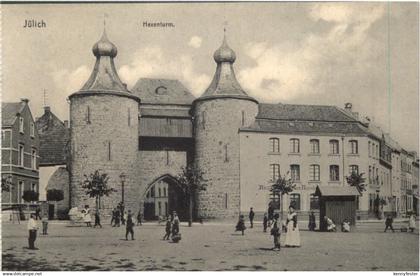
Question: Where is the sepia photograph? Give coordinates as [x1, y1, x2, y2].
[1, 1, 419, 273]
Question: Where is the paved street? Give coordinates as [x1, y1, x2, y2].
[2, 220, 419, 271]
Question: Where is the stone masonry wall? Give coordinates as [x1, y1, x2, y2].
[69, 94, 139, 213]
[194, 98, 258, 219]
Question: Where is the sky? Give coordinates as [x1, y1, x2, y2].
[1, 2, 419, 152]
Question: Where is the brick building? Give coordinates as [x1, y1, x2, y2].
[1, 99, 40, 207]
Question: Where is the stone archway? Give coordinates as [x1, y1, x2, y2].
[141, 174, 188, 221]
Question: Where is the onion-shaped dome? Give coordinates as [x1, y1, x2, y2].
[213, 35, 236, 63]
[92, 30, 118, 58]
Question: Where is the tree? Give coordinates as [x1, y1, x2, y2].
[270, 172, 296, 221]
[22, 190, 39, 203]
[47, 189, 64, 202]
[175, 164, 206, 227]
[346, 171, 366, 193]
[81, 170, 116, 211]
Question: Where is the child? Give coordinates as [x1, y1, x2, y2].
[137, 211, 142, 226]
[384, 215, 394, 232]
[235, 215, 246, 235]
[125, 210, 134, 240]
[271, 213, 281, 251]
[341, 219, 350, 232]
[41, 213, 48, 235]
[163, 217, 171, 240]
[408, 214, 416, 233]
[263, 213, 268, 232]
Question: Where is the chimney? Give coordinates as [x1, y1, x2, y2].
[44, 106, 51, 114]
[344, 102, 352, 112]
[21, 98, 29, 104]
[64, 120, 69, 128]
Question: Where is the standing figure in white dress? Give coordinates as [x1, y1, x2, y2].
[284, 206, 300, 247]
[83, 205, 92, 227]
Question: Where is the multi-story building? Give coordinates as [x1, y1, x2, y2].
[1, 99, 40, 207]
[413, 157, 419, 215]
[400, 149, 415, 215]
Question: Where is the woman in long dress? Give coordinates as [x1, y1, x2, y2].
[408, 214, 416, 232]
[284, 206, 300, 247]
[83, 205, 92, 227]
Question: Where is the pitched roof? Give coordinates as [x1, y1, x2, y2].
[131, 78, 195, 105]
[315, 185, 361, 197]
[257, 103, 356, 122]
[35, 108, 69, 165]
[241, 119, 368, 135]
[2, 102, 24, 126]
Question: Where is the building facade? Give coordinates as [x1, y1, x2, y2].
[1, 99, 40, 207]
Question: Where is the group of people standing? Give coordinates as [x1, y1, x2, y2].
[236, 205, 301, 251]
[162, 211, 181, 242]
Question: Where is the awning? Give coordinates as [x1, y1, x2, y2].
[315, 185, 361, 197]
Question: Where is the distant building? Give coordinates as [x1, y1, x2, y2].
[35, 106, 70, 219]
[1, 99, 40, 207]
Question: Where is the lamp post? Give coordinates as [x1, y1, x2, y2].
[119, 173, 126, 204]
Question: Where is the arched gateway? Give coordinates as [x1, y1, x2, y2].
[141, 174, 188, 221]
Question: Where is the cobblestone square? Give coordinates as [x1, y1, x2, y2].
[2, 220, 418, 271]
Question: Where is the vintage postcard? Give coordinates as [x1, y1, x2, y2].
[1, 1, 419, 273]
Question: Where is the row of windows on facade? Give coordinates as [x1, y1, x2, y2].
[401, 177, 413, 191]
[268, 138, 358, 155]
[18, 117, 36, 137]
[269, 164, 359, 182]
[146, 186, 168, 198]
[270, 193, 320, 211]
[4, 180, 37, 203]
[400, 195, 413, 212]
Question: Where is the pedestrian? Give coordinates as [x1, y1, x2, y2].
[111, 208, 116, 226]
[263, 213, 268, 232]
[268, 203, 274, 226]
[172, 211, 180, 236]
[308, 211, 316, 231]
[271, 213, 281, 251]
[115, 209, 121, 227]
[137, 211, 142, 226]
[125, 210, 135, 240]
[384, 214, 395, 232]
[27, 213, 39, 250]
[284, 205, 300, 247]
[118, 202, 125, 225]
[163, 217, 171, 240]
[94, 210, 102, 228]
[324, 216, 336, 232]
[235, 214, 246, 235]
[35, 206, 41, 220]
[82, 205, 92, 227]
[341, 219, 350, 232]
[122, 211, 127, 226]
[408, 214, 416, 232]
[41, 213, 48, 235]
[249, 207, 255, 228]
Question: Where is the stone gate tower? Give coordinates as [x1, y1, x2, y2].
[192, 34, 258, 219]
[69, 30, 141, 212]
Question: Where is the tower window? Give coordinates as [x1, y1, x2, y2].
[108, 141, 111, 161]
[18, 144, 24, 167]
[225, 193, 228, 209]
[241, 110, 245, 126]
[202, 111, 206, 129]
[224, 144, 229, 162]
[166, 150, 170, 165]
[128, 108, 131, 126]
[86, 106, 91, 124]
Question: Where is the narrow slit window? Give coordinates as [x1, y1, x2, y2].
[128, 108, 131, 126]
[86, 106, 91, 124]
[224, 144, 229, 162]
[166, 150, 170, 165]
[225, 193, 228, 209]
[202, 111, 206, 129]
[108, 141, 111, 161]
[241, 111, 245, 126]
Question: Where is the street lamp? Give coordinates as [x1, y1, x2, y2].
[119, 172, 126, 204]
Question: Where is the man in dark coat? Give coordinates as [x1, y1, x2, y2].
[125, 210, 135, 240]
[308, 211, 316, 231]
[163, 217, 171, 240]
[94, 210, 102, 228]
[249, 207, 255, 228]
[384, 214, 395, 232]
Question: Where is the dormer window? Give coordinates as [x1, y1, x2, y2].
[19, 117, 24, 133]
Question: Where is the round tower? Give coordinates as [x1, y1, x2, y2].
[192, 33, 258, 219]
[69, 29, 140, 212]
